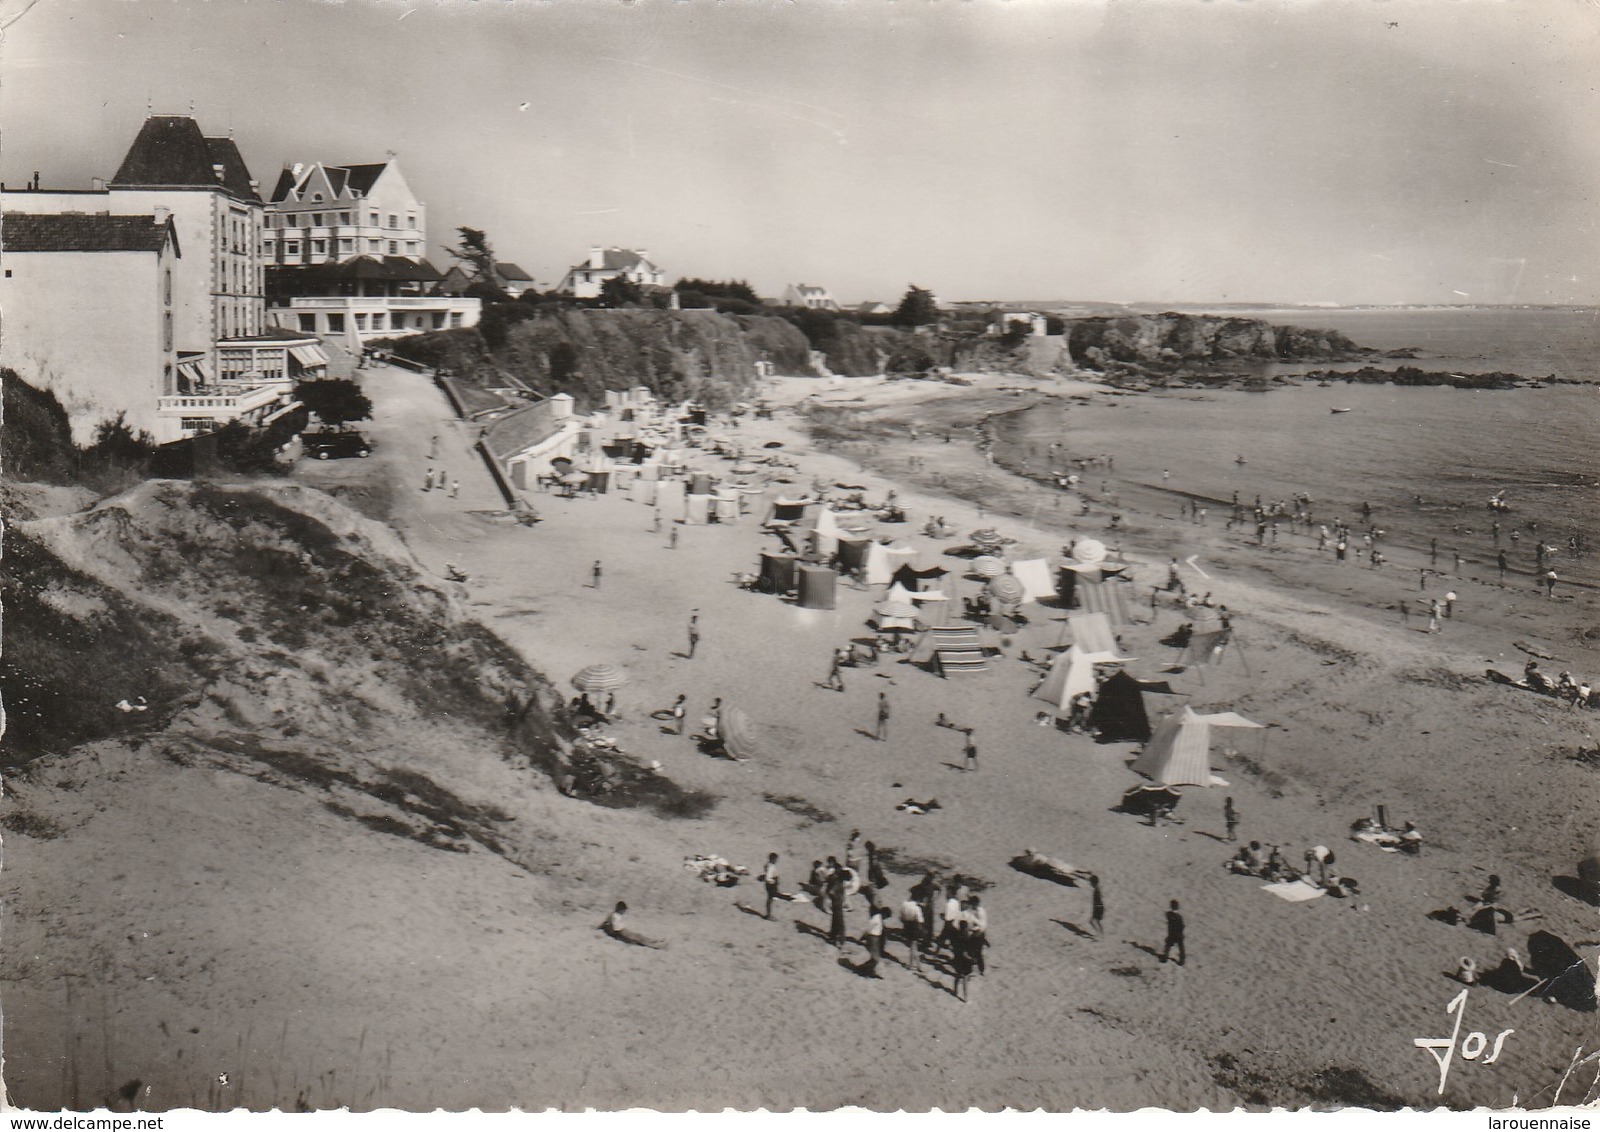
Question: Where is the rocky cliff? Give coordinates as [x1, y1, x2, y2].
[1067, 313, 1369, 370]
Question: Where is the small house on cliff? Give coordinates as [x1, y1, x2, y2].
[558, 248, 666, 299]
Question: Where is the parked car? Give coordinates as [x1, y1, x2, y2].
[302, 430, 373, 460]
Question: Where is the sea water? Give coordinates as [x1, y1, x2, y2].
[998, 308, 1600, 588]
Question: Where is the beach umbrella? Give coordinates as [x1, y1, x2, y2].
[874, 600, 920, 619]
[987, 574, 1025, 605]
[972, 555, 1006, 578]
[1073, 538, 1108, 564]
[720, 706, 761, 761]
[572, 664, 628, 693]
[969, 527, 1002, 544]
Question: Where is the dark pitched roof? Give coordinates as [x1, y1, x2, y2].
[325, 166, 350, 196]
[110, 115, 260, 202]
[497, 262, 534, 281]
[204, 138, 261, 202]
[269, 167, 299, 203]
[267, 256, 443, 285]
[341, 163, 389, 195]
[2, 212, 178, 254]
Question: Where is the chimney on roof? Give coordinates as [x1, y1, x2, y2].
[212, 163, 226, 183]
[588, 247, 605, 269]
[92, 177, 106, 191]
[154, 206, 172, 225]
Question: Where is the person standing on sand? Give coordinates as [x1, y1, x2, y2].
[1159, 899, 1186, 966]
[900, 892, 925, 970]
[826, 862, 849, 948]
[1224, 797, 1238, 842]
[1545, 569, 1559, 598]
[1430, 538, 1438, 567]
[423, 466, 435, 492]
[1444, 591, 1457, 618]
[760, 852, 781, 920]
[1492, 520, 1501, 544]
[963, 730, 979, 773]
[939, 883, 966, 954]
[1418, 568, 1427, 592]
[670, 694, 687, 735]
[449, 478, 459, 499]
[1427, 599, 1441, 633]
[861, 904, 886, 977]
[1453, 551, 1463, 575]
[591, 560, 603, 589]
[1399, 599, 1409, 624]
[875, 691, 891, 741]
[652, 509, 662, 533]
[1088, 874, 1106, 937]
[669, 527, 679, 551]
[1498, 550, 1508, 581]
[966, 896, 989, 975]
[687, 612, 700, 659]
[823, 647, 846, 692]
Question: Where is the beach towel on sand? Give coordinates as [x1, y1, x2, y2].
[1262, 879, 1326, 903]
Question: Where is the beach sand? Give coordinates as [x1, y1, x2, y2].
[2, 365, 1597, 1111]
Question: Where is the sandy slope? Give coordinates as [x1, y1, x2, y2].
[3, 365, 1597, 1112]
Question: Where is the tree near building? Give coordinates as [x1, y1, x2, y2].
[892, 285, 939, 328]
[294, 378, 373, 430]
[598, 274, 644, 308]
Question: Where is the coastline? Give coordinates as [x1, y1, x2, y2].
[3, 364, 1597, 1110]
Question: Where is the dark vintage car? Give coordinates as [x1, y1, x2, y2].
[301, 430, 373, 460]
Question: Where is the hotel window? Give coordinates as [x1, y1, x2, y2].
[408, 241, 419, 254]
[340, 212, 351, 224]
[387, 214, 398, 228]
[163, 313, 173, 351]
[182, 418, 219, 434]
[388, 240, 398, 254]
[369, 239, 381, 253]
[449, 312, 463, 329]
[355, 313, 368, 330]
[371, 312, 386, 330]
[312, 213, 323, 227]
[164, 269, 172, 305]
[406, 213, 416, 228]
[298, 314, 316, 332]
[432, 312, 446, 329]
[369, 211, 379, 225]
[312, 193, 324, 202]
[312, 239, 327, 254]
[339, 238, 354, 254]
[327, 313, 345, 332]
[286, 241, 301, 256]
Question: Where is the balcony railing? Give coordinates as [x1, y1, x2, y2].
[284, 296, 481, 310]
[158, 385, 285, 416]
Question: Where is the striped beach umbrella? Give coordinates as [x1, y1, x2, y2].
[572, 664, 628, 693]
[1073, 538, 1108, 564]
[972, 555, 1007, 578]
[987, 574, 1025, 605]
[721, 706, 761, 761]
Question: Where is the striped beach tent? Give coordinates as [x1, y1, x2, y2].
[1129, 706, 1262, 788]
[1075, 570, 1133, 626]
[914, 625, 988, 676]
[1059, 612, 1132, 658]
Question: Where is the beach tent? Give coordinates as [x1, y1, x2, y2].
[1075, 571, 1134, 626]
[1032, 645, 1116, 713]
[685, 493, 714, 525]
[885, 545, 919, 573]
[630, 478, 659, 506]
[690, 472, 714, 495]
[836, 537, 871, 573]
[891, 564, 949, 592]
[1055, 567, 1079, 610]
[812, 508, 842, 557]
[864, 542, 895, 586]
[912, 594, 950, 626]
[585, 470, 611, 494]
[913, 625, 989, 676]
[1059, 612, 1130, 657]
[1087, 671, 1184, 743]
[1527, 931, 1599, 1012]
[760, 553, 800, 595]
[715, 489, 741, 523]
[1011, 559, 1057, 604]
[1129, 706, 1263, 788]
[656, 479, 687, 519]
[769, 498, 814, 523]
[797, 564, 838, 610]
[1179, 628, 1233, 667]
[637, 462, 661, 482]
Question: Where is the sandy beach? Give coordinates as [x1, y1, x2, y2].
[3, 363, 1598, 1111]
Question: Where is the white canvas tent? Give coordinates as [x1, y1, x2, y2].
[1129, 706, 1263, 787]
[864, 541, 894, 585]
[1058, 612, 1131, 657]
[1012, 558, 1057, 603]
[1033, 644, 1124, 714]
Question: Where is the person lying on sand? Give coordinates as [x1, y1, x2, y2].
[600, 902, 667, 949]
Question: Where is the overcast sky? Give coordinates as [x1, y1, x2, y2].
[3, 0, 1596, 305]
